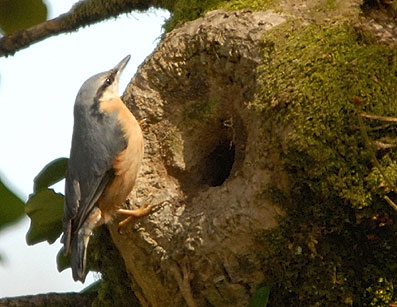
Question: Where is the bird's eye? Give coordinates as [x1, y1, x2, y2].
[105, 78, 111, 85]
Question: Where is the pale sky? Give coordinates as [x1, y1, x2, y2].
[0, 1, 169, 297]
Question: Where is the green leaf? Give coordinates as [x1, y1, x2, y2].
[0, 178, 25, 231]
[56, 247, 71, 272]
[33, 157, 68, 193]
[249, 286, 271, 307]
[25, 189, 64, 245]
[0, 0, 47, 35]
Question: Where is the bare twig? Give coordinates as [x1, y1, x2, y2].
[360, 112, 397, 123]
[0, 0, 162, 57]
[355, 104, 397, 212]
[373, 140, 397, 150]
[355, 105, 397, 193]
[384, 195, 397, 212]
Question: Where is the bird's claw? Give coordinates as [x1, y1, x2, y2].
[138, 118, 147, 126]
[117, 202, 158, 233]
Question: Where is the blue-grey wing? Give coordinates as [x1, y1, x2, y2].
[62, 105, 126, 252]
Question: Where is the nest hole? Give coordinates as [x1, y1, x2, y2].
[162, 108, 247, 194]
[201, 139, 236, 187]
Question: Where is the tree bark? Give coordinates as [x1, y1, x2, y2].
[111, 9, 288, 307]
[3, 0, 397, 306]
[0, 292, 96, 306]
[108, 0, 397, 305]
[0, 0, 163, 57]
[2, 0, 394, 305]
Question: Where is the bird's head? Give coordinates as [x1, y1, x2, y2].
[76, 55, 131, 106]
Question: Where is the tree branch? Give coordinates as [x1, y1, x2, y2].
[0, 292, 96, 306]
[0, 0, 166, 57]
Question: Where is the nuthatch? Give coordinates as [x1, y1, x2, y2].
[62, 55, 155, 282]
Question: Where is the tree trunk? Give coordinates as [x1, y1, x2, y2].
[106, 1, 397, 306]
[110, 9, 288, 307]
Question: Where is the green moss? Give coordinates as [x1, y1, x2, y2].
[87, 227, 139, 307]
[183, 97, 218, 122]
[263, 186, 397, 306]
[366, 154, 397, 193]
[252, 22, 397, 208]
[217, 0, 275, 11]
[253, 22, 397, 306]
[365, 278, 396, 307]
[323, 0, 338, 9]
[163, 0, 276, 32]
[163, 0, 219, 32]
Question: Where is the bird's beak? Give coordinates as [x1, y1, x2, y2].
[113, 55, 131, 75]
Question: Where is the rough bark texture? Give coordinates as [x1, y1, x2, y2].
[105, 1, 397, 306]
[3, 0, 397, 306]
[111, 9, 287, 307]
[0, 292, 96, 307]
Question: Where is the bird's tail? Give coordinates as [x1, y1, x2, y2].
[71, 231, 89, 282]
[70, 207, 102, 282]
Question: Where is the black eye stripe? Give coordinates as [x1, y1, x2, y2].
[94, 70, 117, 102]
[105, 71, 116, 87]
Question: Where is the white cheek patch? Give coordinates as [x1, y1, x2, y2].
[99, 82, 119, 101]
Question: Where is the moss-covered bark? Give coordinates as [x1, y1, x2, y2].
[250, 13, 397, 307]
[85, 1, 397, 306]
[4, 0, 397, 305]
[162, 0, 276, 31]
[87, 227, 140, 307]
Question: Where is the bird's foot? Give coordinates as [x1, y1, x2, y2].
[117, 203, 158, 232]
[138, 118, 147, 126]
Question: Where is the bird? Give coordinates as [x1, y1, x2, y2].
[62, 55, 155, 282]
